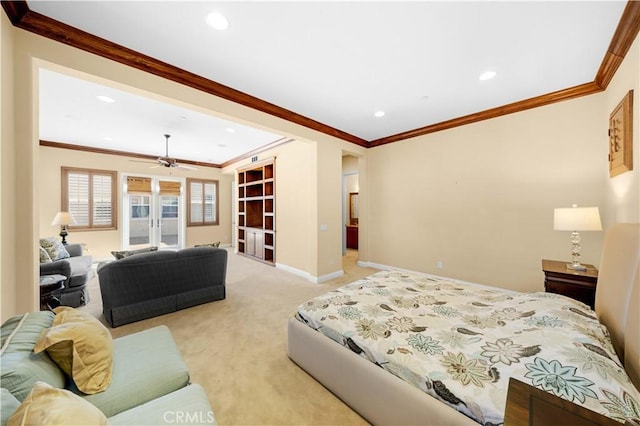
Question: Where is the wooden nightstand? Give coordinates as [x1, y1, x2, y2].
[541, 259, 598, 309]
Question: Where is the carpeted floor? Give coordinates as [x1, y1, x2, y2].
[81, 249, 377, 425]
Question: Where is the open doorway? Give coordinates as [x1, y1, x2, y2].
[342, 155, 359, 270]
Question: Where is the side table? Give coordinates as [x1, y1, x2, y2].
[541, 259, 598, 309]
[39, 274, 66, 311]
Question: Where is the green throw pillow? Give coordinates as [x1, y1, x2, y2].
[40, 237, 70, 261]
[40, 247, 53, 264]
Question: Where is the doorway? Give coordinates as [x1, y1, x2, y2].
[123, 175, 185, 250]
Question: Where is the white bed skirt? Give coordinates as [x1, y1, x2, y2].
[287, 316, 476, 426]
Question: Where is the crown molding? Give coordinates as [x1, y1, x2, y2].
[4, 0, 639, 149]
[39, 140, 221, 168]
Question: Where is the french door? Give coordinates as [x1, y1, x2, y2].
[123, 176, 184, 250]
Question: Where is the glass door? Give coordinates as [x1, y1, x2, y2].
[124, 176, 184, 250]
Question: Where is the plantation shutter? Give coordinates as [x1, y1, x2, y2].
[190, 181, 203, 223]
[63, 168, 116, 229]
[204, 182, 216, 222]
[187, 179, 218, 226]
[67, 172, 90, 226]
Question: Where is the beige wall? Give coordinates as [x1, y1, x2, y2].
[366, 93, 607, 293]
[38, 146, 231, 259]
[1, 12, 17, 319]
[603, 35, 639, 224]
[3, 26, 362, 319]
[2, 18, 638, 319]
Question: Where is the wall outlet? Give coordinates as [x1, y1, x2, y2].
[320, 224, 328, 231]
[437, 260, 443, 269]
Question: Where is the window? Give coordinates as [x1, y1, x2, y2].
[62, 167, 117, 230]
[130, 195, 150, 219]
[187, 178, 218, 226]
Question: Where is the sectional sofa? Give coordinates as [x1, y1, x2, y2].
[0, 310, 216, 425]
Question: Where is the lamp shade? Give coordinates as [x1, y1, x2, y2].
[553, 207, 602, 231]
[51, 211, 77, 226]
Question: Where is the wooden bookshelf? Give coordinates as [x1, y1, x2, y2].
[237, 159, 275, 264]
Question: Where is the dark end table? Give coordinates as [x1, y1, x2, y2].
[39, 274, 66, 311]
[541, 259, 598, 309]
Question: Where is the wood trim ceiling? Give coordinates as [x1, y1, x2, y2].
[4, 1, 640, 150]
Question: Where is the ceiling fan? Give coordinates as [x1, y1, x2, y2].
[132, 134, 197, 170]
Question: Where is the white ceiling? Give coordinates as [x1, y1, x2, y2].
[30, 1, 627, 165]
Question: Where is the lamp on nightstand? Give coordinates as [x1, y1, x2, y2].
[51, 211, 77, 245]
[553, 205, 602, 271]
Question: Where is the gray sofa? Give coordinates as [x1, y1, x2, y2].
[39, 243, 93, 307]
[1, 311, 216, 425]
[98, 247, 227, 327]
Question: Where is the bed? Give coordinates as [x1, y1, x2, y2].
[287, 223, 640, 425]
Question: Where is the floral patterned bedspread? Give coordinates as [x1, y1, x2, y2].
[295, 270, 640, 425]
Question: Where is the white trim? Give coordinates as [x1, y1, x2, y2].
[317, 269, 344, 283]
[275, 263, 344, 284]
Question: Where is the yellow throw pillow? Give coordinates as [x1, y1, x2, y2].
[8, 381, 109, 426]
[34, 307, 113, 394]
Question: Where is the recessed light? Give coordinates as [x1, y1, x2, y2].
[217, 144, 227, 148]
[479, 71, 497, 81]
[205, 12, 229, 31]
[96, 95, 115, 103]
[103, 136, 112, 141]
[374, 111, 385, 118]
[226, 128, 236, 133]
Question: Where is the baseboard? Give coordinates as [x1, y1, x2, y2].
[275, 263, 344, 284]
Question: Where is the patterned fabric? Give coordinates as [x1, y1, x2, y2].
[296, 270, 640, 425]
[39, 237, 70, 261]
[194, 242, 220, 248]
[39, 247, 52, 264]
[111, 246, 158, 260]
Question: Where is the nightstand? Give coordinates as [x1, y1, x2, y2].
[541, 259, 598, 309]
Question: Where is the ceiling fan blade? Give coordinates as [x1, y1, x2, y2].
[130, 159, 157, 164]
[176, 163, 198, 171]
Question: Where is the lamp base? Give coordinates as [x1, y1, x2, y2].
[566, 263, 587, 272]
[59, 227, 68, 245]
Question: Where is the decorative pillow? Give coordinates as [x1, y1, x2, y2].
[7, 382, 109, 426]
[34, 307, 113, 394]
[39, 247, 53, 264]
[111, 245, 158, 260]
[40, 237, 70, 261]
[194, 242, 220, 248]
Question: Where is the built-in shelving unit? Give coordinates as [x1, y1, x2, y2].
[237, 159, 275, 264]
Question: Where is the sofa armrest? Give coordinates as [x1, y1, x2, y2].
[65, 243, 83, 257]
[40, 260, 71, 278]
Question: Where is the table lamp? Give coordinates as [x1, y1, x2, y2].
[51, 211, 77, 245]
[553, 205, 602, 271]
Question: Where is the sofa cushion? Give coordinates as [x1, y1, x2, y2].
[40, 247, 53, 264]
[40, 237, 70, 261]
[109, 384, 217, 425]
[34, 307, 113, 394]
[111, 246, 158, 260]
[0, 312, 66, 401]
[70, 325, 190, 417]
[1, 388, 21, 426]
[7, 382, 108, 426]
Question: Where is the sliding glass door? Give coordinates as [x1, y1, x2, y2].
[124, 176, 184, 250]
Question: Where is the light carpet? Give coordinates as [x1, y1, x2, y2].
[81, 249, 377, 425]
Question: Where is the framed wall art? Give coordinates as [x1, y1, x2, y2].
[609, 90, 633, 177]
